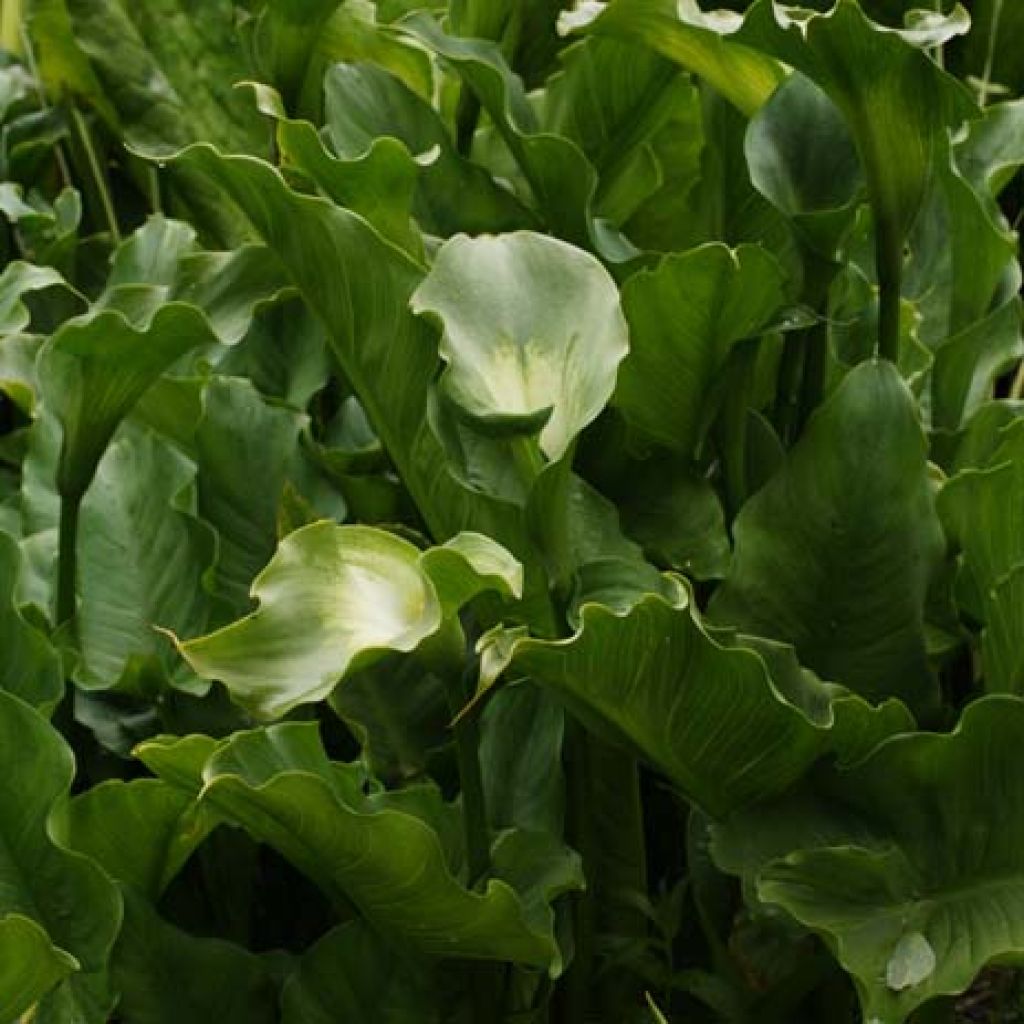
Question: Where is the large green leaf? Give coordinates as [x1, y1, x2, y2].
[613, 456, 731, 580]
[956, 98, 1024, 206]
[214, 296, 329, 409]
[251, 0, 345, 108]
[613, 243, 786, 455]
[0, 260, 79, 334]
[111, 890, 276, 1024]
[247, 80, 422, 256]
[173, 523, 520, 718]
[938, 422, 1024, 622]
[0, 690, 121, 1019]
[478, 681, 564, 835]
[0, 529, 62, 710]
[711, 360, 944, 711]
[322, 62, 532, 238]
[25, 0, 118, 124]
[930, 297, 1023, 431]
[0, 915, 78, 1023]
[478, 573, 909, 817]
[411, 231, 628, 463]
[982, 564, 1024, 695]
[398, 14, 613, 252]
[38, 302, 219, 502]
[910, 151, 1017, 350]
[193, 376, 305, 617]
[281, 920, 437, 1024]
[59, 774, 215, 900]
[557, 0, 785, 118]
[75, 428, 215, 693]
[38, 0, 264, 155]
[138, 722, 582, 974]
[731, 697, 1024, 1023]
[92, 216, 290, 347]
[541, 36, 690, 224]
[743, 71, 862, 256]
[329, 654, 449, 784]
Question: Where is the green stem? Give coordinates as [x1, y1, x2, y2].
[796, 319, 829, 432]
[977, 0, 1005, 107]
[70, 106, 121, 245]
[794, 255, 840, 430]
[455, 87, 481, 158]
[559, 721, 597, 1024]
[875, 218, 903, 364]
[1010, 360, 1024, 401]
[774, 332, 806, 445]
[149, 165, 162, 215]
[56, 494, 81, 625]
[592, 751, 648, 1016]
[717, 339, 759, 521]
[432, 630, 490, 887]
[439, 649, 496, 1021]
[2, 0, 22, 57]
[451, 688, 491, 887]
[19, 23, 72, 188]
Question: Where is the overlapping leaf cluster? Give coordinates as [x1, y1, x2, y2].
[1, 1, 1023, 1021]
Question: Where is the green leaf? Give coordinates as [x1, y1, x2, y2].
[174, 523, 520, 718]
[251, 0, 345, 108]
[749, 697, 1024, 1023]
[398, 14, 614, 253]
[956, 98, 1024, 204]
[711, 360, 944, 711]
[938, 423, 1024, 621]
[313, 1, 434, 105]
[246, 80, 423, 256]
[0, 915, 78, 1023]
[903, 142, 1017, 353]
[479, 682, 564, 835]
[614, 243, 786, 455]
[193, 376, 305, 616]
[75, 428, 215, 693]
[558, 0, 785, 118]
[38, 302, 219, 502]
[449, 0, 513, 41]
[281, 920, 438, 1024]
[59, 777, 213, 900]
[329, 654, 449, 784]
[411, 231, 628, 463]
[0, 530, 62, 710]
[982, 564, 1024, 695]
[615, 457, 731, 580]
[744, 71, 862, 256]
[111, 889, 276, 1024]
[0, 690, 121, 1018]
[930, 297, 1023, 431]
[541, 37, 690, 224]
[479, 575, 897, 817]
[214, 297, 329, 409]
[0, 261, 80, 335]
[25, 0, 119, 125]
[140, 722, 582, 974]
[51, 0, 264, 156]
[323, 61, 532, 237]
